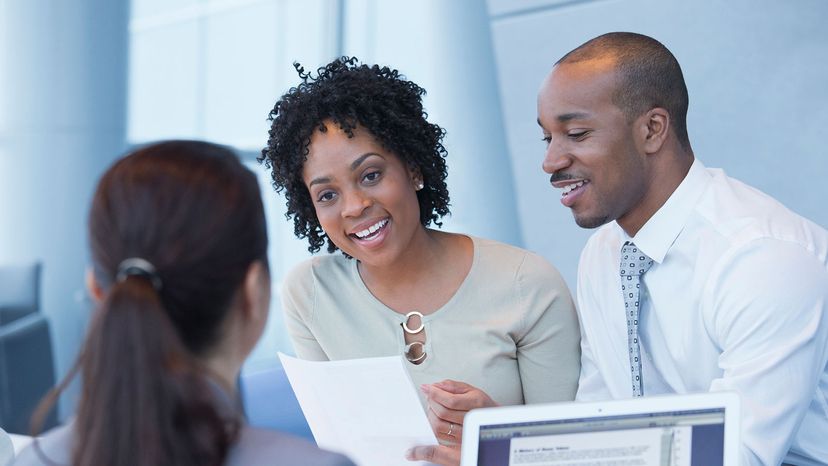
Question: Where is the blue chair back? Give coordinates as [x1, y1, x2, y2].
[0, 262, 57, 434]
[239, 359, 314, 441]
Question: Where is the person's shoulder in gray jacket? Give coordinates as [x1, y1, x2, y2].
[229, 426, 355, 466]
[14, 423, 356, 466]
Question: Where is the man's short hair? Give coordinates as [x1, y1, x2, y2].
[557, 32, 691, 150]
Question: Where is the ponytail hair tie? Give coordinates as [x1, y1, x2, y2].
[116, 257, 162, 291]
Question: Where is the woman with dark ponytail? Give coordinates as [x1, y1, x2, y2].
[15, 141, 355, 466]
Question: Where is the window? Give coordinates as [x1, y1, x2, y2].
[128, 0, 340, 149]
[128, 0, 342, 362]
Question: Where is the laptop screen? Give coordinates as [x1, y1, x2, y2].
[476, 407, 725, 466]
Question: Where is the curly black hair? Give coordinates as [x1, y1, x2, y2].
[259, 56, 450, 254]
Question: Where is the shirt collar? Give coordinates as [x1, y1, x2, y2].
[617, 158, 712, 263]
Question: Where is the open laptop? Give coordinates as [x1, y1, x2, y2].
[461, 392, 740, 466]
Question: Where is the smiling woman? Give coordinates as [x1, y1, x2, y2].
[302, 122, 426, 269]
[260, 57, 582, 464]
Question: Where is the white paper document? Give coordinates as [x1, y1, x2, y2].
[278, 353, 438, 466]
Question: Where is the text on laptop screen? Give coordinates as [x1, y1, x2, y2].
[476, 408, 725, 466]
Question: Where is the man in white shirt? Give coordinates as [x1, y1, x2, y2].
[407, 31, 828, 466]
[537, 32, 828, 466]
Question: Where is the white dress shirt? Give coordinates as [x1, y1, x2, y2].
[575, 159, 828, 466]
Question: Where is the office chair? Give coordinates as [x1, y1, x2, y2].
[0, 262, 57, 434]
[239, 358, 314, 441]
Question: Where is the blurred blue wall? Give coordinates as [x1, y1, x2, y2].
[0, 0, 129, 419]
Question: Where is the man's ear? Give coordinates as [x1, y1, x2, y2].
[85, 268, 105, 303]
[639, 107, 670, 154]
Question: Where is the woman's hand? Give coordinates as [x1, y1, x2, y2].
[405, 380, 497, 466]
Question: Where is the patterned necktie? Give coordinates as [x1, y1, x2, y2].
[620, 241, 654, 397]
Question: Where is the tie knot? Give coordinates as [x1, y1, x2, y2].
[620, 241, 654, 276]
